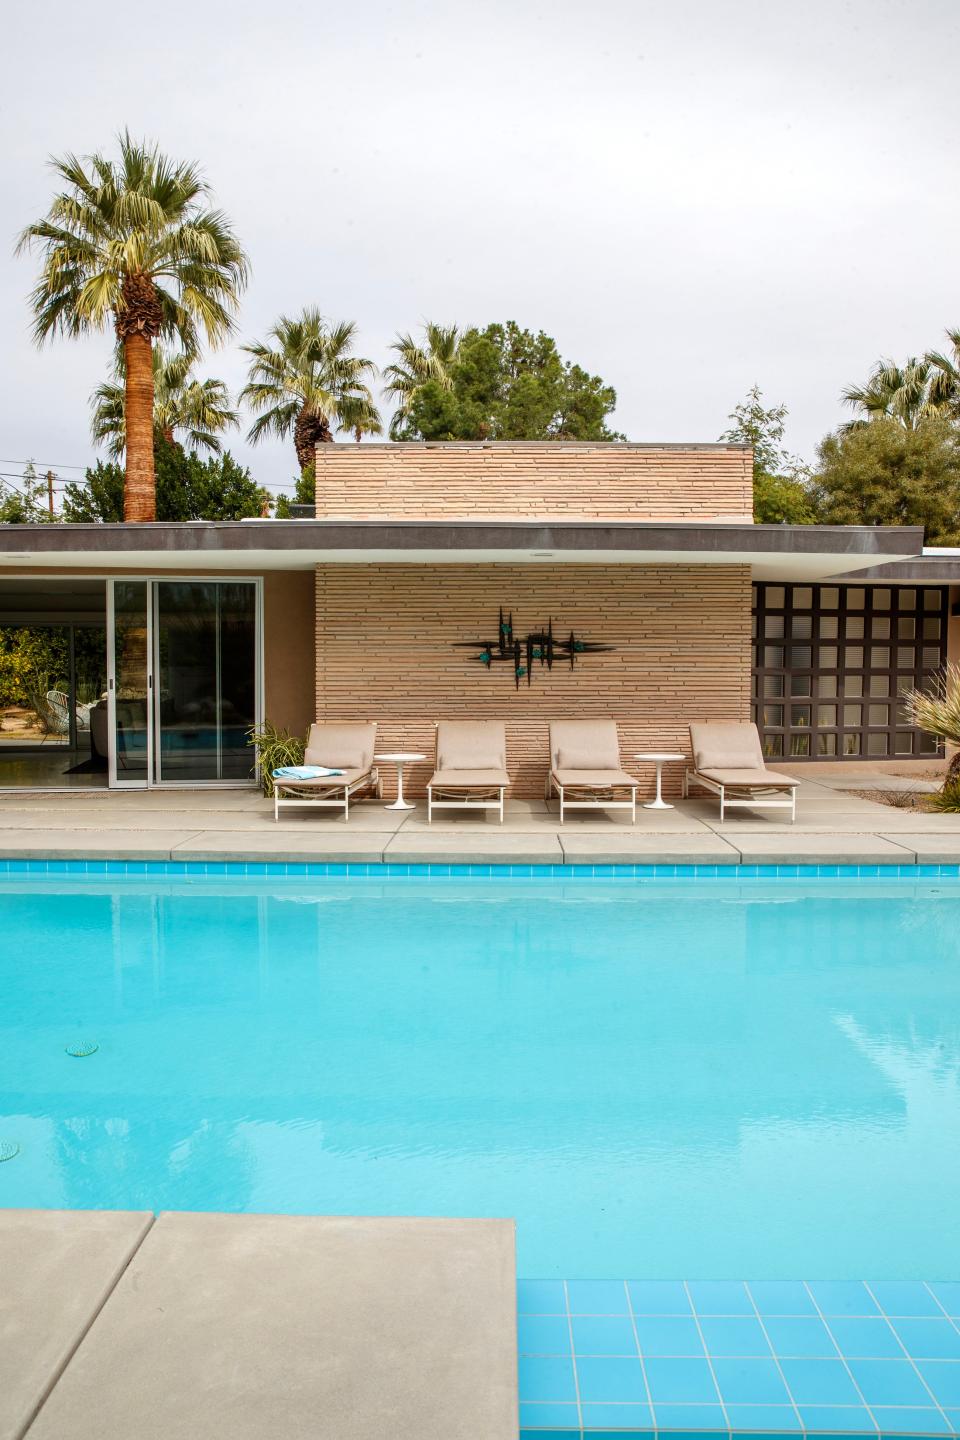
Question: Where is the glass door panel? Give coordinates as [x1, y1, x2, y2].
[109, 581, 151, 786]
[154, 581, 257, 783]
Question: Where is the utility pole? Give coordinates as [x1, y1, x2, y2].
[46, 470, 55, 518]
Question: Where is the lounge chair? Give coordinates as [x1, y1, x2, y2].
[427, 720, 511, 824]
[273, 722, 380, 822]
[683, 722, 798, 823]
[546, 720, 640, 823]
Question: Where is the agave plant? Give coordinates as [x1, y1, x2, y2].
[902, 663, 960, 784]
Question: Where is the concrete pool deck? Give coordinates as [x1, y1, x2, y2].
[0, 1210, 517, 1440]
[0, 770, 957, 866]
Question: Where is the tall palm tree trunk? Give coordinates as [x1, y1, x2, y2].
[123, 332, 157, 521]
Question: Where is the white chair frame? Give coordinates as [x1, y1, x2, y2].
[427, 784, 506, 824]
[545, 772, 638, 824]
[683, 769, 797, 824]
[274, 768, 381, 822]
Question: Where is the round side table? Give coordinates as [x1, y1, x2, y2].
[634, 752, 685, 810]
[375, 752, 425, 811]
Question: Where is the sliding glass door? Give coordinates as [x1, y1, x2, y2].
[107, 578, 260, 787]
[153, 582, 257, 782]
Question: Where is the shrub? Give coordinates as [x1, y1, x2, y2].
[247, 720, 306, 797]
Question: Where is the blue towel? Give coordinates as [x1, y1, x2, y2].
[273, 765, 344, 779]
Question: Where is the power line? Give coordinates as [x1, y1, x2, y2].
[0, 458, 89, 471]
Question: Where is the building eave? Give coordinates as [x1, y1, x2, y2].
[0, 519, 925, 582]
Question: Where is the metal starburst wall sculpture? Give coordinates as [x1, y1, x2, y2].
[454, 607, 615, 689]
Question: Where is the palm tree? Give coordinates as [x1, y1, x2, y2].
[382, 323, 459, 438]
[91, 345, 238, 458]
[240, 310, 379, 474]
[927, 328, 960, 420]
[841, 357, 942, 431]
[17, 134, 247, 522]
[338, 393, 384, 442]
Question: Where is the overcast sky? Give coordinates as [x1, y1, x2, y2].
[3, 0, 959, 499]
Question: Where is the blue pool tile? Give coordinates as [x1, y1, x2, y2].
[796, 1405, 878, 1433]
[724, 1404, 802, 1431]
[633, 1316, 704, 1357]
[628, 1281, 694, 1316]
[519, 1280, 567, 1314]
[944, 1409, 960, 1433]
[846, 1359, 933, 1407]
[809, 1284, 881, 1318]
[580, 1401, 655, 1429]
[699, 1316, 771, 1357]
[874, 1408, 953, 1435]
[520, 1315, 572, 1355]
[519, 1430, 575, 1439]
[711, 1359, 791, 1406]
[892, 1321, 960, 1361]
[643, 1358, 719, 1404]
[576, 1356, 648, 1403]
[689, 1281, 754, 1316]
[519, 1355, 578, 1403]
[519, 1402, 580, 1429]
[929, 1287, 960, 1320]
[572, 1316, 639, 1356]
[568, 1281, 630, 1315]
[763, 1317, 837, 1358]
[779, 1359, 862, 1406]
[748, 1283, 818, 1317]
[917, 1365, 960, 1408]
[652, 1403, 728, 1431]
[829, 1318, 904, 1359]
[870, 1284, 945, 1319]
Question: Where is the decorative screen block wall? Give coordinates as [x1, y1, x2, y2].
[312, 443, 753, 522]
[752, 582, 948, 760]
[315, 564, 751, 798]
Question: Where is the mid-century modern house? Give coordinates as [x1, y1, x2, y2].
[1, 442, 957, 795]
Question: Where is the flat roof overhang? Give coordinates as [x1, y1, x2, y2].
[0, 519, 925, 582]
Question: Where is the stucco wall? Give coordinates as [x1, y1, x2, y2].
[262, 571, 315, 735]
[314, 562, 752, 798]
[313, 443, 753, 523]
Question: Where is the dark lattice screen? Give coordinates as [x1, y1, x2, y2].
[752, 583, 947, 760]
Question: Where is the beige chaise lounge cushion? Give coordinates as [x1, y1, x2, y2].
[304, 721, 377, 771]
[429, 768, 510, 788]
[435, 721, 507, 772]
[553, 768, 639, 788]
[549, 720, 622, 773]
[697, 767, 798, 788]
[689, 722, 766, 772]
[274, 765, 371, 791]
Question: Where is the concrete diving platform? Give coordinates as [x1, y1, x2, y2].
[0, 1209, 517, 1440]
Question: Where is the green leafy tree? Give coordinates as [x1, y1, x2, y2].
[811, 417, 960, 544]
[0, 461, 56, 524]
[17, 133, 248, 521]
[61, 437, 268, 522]
[91, 345, 238, 458]
[241, 309, 379, 476]
[401, 322, 623, 441]
[383, 323, 460, 438]
[721, 386, 815, 522]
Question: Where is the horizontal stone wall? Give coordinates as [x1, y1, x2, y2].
[313, 443, 753, 523]
[314, 563, 752, 798]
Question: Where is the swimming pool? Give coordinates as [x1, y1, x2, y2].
[2, 866, 959, 1282]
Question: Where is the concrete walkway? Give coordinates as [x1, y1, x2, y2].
[0, 771, 957, 865]
[0, 1211, 516, 1440]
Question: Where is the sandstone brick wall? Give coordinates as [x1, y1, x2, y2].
[313, 443, 753, 523]
[314, 563, 751, 798]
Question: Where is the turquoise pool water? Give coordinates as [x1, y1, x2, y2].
[1, 871, 959, 1280]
